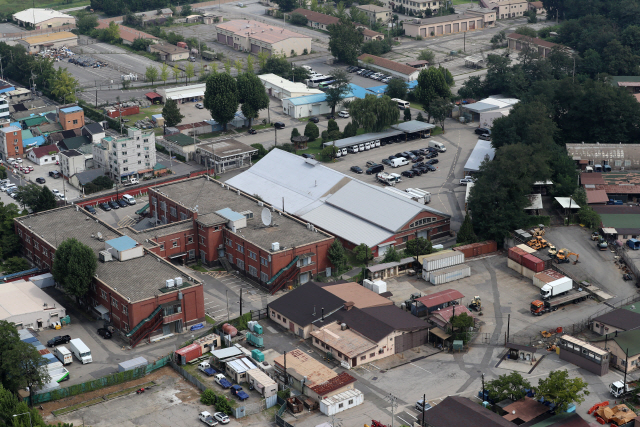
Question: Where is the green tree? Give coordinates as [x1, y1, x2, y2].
[321, 145, 338, 160]
[160, 63, 169, 85]
[181, 4, 192, 15]
[324, 68, 351, 115]
[535, 370, 589, 413]
[486, 372, 532, 402]
[427, 96, 453, 131]
[234, 59, 244, 76]
[328, 17, 364, 65]
[578, 206, 601, 229]
[328, 119, 339, 134]
[13, 340, 51, 403]
[290, 127, 300, 142]
[258, 51, 269, 70]
[2, 257, 29, 274]
[342, 122, 356, 138]
[327, 239, 347, 273]
[515, 26, 537, 38]
[405, 237, 432, 256]
[185, 62, 195, 83]
[162, 99, 185, 128]
[132, 37, 153, 51]
[414, 67, 451, 121]
[304, 122, 320, 141]
[417, 49, 435, 63]
[490, 30, 507, 48]
[106, 21, 120, 42]
[385, 78, 407, 100]
[14, 184, 45, 211]
[224, 59, 232, 75]
[52, 238, 98, 304]
[261, 56, 309, 81]
[145, 65, 158, 84]
[348, 95, 399, 132]
[76, 11, 99, 34]
[456, 213, 476, 244]
[449, 312, 474, 342]
[290, 13, 308, 26]
[38, 186, 57, 211]
[49, 68, 80, 103]
[246, 55, 254, 73]
[403, 108, 411, 121]
[237, 72, 269, 128]
[201, 389, 217, 405]
[382, 245, 401, 263]
[204, 73, 239, 131]
[353, 243, 373, 266]
[458, 75, 485, 100]
[172, 64, 181, 82]
[438, 65, 454, 87]
[416, 112, 425, 122]
[273, 0, 297, 11]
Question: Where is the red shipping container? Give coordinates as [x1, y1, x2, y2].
[175, 343, 202, 365]
[522, 254, 544, 273]
[454, 240, 497, 258]
[508, 247, 527, 265]
[107, 105, 140, 118]
[177, 41, 187, 48]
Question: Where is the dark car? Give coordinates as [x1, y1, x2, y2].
[309, 117, 320, 123]
[85, 205, 97, 214]
[425, 151, 438, 159]
[248, 128, 257, 134]
[401, 170, 415, 178]
[274, 122, 285, 129]
[366, 164, 384, 175]
[388, 155, 398, 160]
[118, 199, 128, 207]
[382, 158, 392, 166]
[412, 155, 424, 163]
[395, 153, 405, 159]
[350, 166, 363, 174]
[47, 335, 71, 347]
[301, 153, 315, 159]
[410, 168, 423, 176]
[108, 200, 120, 209]
[427, 159, 439, 165]
[97, 328, 112, 339]
[414, 166, 428, 174]
[475, 127, 491, 136]
[425, 164, 437, 171]
[48, 170, 60, 178]
[366, 160, 378, 168]
[36, 177, 46, 184]
[411, 150, 422, 156]
[100, 202, 111, 211]
[326, 114, 336, 120]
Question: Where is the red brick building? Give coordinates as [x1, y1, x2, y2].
[147, 176, 335, 294]
[15, 206, 204, 347]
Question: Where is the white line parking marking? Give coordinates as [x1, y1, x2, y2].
[410, 363, 431, 374]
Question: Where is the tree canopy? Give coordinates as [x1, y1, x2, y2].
[237, 72, 269, 127]
[52, 238, 98, 304]
[535, 370, 589, 412]
[328, 17, 364, 65]
[162, 99, 184, 128]
[324, 68, 351, 114]
[348, 95, 399, 132]
[204, 73, 239, 131]
[486, 372, 532, 402]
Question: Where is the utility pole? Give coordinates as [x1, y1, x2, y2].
[507, 313, 510, 343]
[385, 393, 398, 427]
[226, 289, 229, 322]
[239, 290, 243, 316]
[421, 393, 426, 427]
[481, 373, 485, 402]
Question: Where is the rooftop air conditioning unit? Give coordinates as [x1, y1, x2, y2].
[175, 277, 183, 286]
[166, 279, 175, 288]
[98, 250, 113, 263]
[271, 242, 280, 251]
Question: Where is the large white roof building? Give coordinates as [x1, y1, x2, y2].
[12, 9, 74, 29]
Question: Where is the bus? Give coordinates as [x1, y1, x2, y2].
[306, 75, 333, 87]
[391, 98, 411, 110]
[318, 80, 335, 89]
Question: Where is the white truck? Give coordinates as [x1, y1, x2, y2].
[199, 411, 218, 426]
[429, 140, 446, 152]
[540, 277, 573, 299]
[406, 188, 431, 204]
[123, 178, 139, 186]
[377, 172, 402, 186]
[214, 373, 232, 389]
[69, 338, 92, 364]
[610, 380, 638, 398]
[391, 157, 409, 168]
[54, 346, 73, 365]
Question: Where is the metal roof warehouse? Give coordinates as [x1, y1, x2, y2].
[323, 120, 435, 149]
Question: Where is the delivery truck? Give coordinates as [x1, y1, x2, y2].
[540, 277, 573, 299]
[530, 289, 590, 315]
[53, 346, 73, 365]
[428, 140, 446, 152]
[69, 338, 92, 364]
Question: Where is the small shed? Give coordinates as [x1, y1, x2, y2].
[367, 257, 415, 280]
[246, 368, 278, 397]
[146, 92, 162, 104]
[291, 135, 309, 150]
[452, 340, 464, 352]
[506, 342, 537, 362]
[225, 357, 257, 383]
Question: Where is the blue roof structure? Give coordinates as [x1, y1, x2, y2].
[106, 235, 138, 251]
[215, 208, 245, 221]
[24, 135, 45, 148]
[60, 106, 83, 114]
[407, 80, 418, 90]
[0, 86, 15, 94]
[367, 85, 388, 95]
[347, 83, 368, 99]
[287, 84, 369, 106]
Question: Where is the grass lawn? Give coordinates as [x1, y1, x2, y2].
[120, 106, 163, 124]
[4, 0, 90, 11]
[432, 126, 443, 136]
[410, 101, 424, 111]
[190, 263, 207, 273]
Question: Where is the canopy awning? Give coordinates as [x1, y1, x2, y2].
[94, 305, 109, 316]
[602, 227, 617, 234]
[554, 197, 580, 209]
[169, 252, 187, 259]
[430, 328, 451, 340]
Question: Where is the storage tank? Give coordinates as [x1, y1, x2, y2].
[508, 247, 527, 265]
[522, 254, 544, 273]
[222, 323, 238, 337]
[429, 264, 471, 285]
[421, 250, 465, 272]
[533, 269, 566, 289]
[507, 257, 523, 274]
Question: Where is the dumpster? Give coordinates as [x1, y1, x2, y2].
[253, 323, 263, 335]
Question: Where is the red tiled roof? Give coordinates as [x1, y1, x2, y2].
[529, 1, 544, 8]
[145, 92, 161, 99]
[30, 144, 59, 158]
[431, 305, 473, 323]
[309, 372, 356, 395]
[175, 121, 210, 131]
[598, 184, 640, 194]
[586, 189, 609, 204]
[580, 173, 605, 185]
[291, 8, 339, 26]
[96, 21, 158, 43]
[360, 27, 384, 38]
[358, 53, 418, 76]
[415, 289, 464, 308]
[507, 32, 563, 50]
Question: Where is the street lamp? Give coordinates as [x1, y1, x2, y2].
[481, 373, 485, 403]
[13, 412, 32, 427]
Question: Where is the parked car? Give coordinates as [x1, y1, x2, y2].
[247, 128, 257, 135]
[347, 66, 358, 72]
[100, 203, 111, 211]
[47, 335, 71, 347]
[309, 116, 320, 123]
[274, 122, 285, 129]
[382, 158, 392, 166]
[301, 154, 315, 159]
[460, 177, 475, 185]
[338, 111, 350, 118]
[425, 151, 438, 159]
[213, 413, 230, 424]
[85, 205, 97, 214]
[401, 170, 416, 178]
[117, 199, 128, 208]
[35, 177, 46, 184]
[97, 328, 112, 339]
[49, 170, 60, 178]
[195, 103, 204, 109]
[108, 200, 120, 209]
[478, 133, 491, 141]
[427, 159, 439, 165]
[388, 155, 398, 160]
[366, 160, 377, 167]
[350, 166, 363, 174]
[425, 164, 436, 171]
[412, 155, 424, 163]
[410, 168, 423, 176]
[475, 127, 491, 136]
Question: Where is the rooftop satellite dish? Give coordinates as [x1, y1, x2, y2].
[261, 208, 272, 226]
[97, 232, 103, 240]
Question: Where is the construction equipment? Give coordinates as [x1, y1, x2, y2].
[554, 249, 579, 264]
[594, 404, 637, 426]
[530, 225, 546, 237]
[591, 231, 601, 241]
[468, 296, 482, 312]
[540, 330, 554, 338]
[548, 244, 558, 257]
[526, 236, 549, 250]
[596, 236, 608, 251]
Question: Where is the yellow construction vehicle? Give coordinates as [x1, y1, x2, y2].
[530, 225, 546, 237]
[468, 296, 482, 312]
[591, 231, 601, 241]
[548, 244, 558, 257]
[555, 249, 579, 264]
[526, 236, 549, 250]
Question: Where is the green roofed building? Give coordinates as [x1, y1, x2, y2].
[157, 133, 201, 162]
[592, 329, 640, 373]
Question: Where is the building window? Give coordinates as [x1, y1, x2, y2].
[111, 297, 118, 309]
[249, 265, 258, 277]
[160, 244, 165, 251]
[73, 119, 78, 124]
[361, 355, 366, 361]
[237, 244, 244, 253]
[170, 207, 177, 217]
[248, 250, 257, 260]
[34, 241, 39, 250]
[180, 213, 188, 220]
[227, 253, 233, 262]
[402, 236, 408, 243]
[18, 229, 22, 237]
[189, 249, 195, 259]
[338, 403, 344, 408]
[26, 249, 32, 259]
[187, 236, 193, 244]
[261, 271, 269, 282]
[237, 258, 244, 269]
[122, 305, 128, 315]
[172, 241, 178, 248]
[277, 314, 281, 320]
[260, 256, 268, 266]
[200, 236, 205, 244]
[226, 238, 233, 247]
[43, 248, 48, 257]
[25, 236, 31, 243]
[101, 290, 107, 300]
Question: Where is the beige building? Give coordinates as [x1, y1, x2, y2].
[149, 43, 190, 61]
[356, 4, 391, 24]
[215, 20, 311, 57]
[380, 0, 443, 16]
[592, 329, 640, 373]
[360, 27, 385, 41]
[529, 1, 546, 15]
[291, 8, 339, 30]
[507, 33, 570, 58]
[17, 31, 78, 53]
[403, 9, 495, 39]
[12, 8, 74, 29]
[484, 0, 528, 19]
[0, 280, 66, 330]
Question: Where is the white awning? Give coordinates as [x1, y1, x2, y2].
[94, 305, 109, 316]
[554, 197, 580, 209]
[602, 227, 617, 234]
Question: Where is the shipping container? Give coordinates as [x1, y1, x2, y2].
[516, 244, 537, 254]
[371, 280, 387, 294]
[533, 269, 566, 289]
[175, 343, 202, 365]
[507, 257, 523, 274]
[453, 241, 497, 258]
[106, 105, 140, 118]
[31, 272, 55, 288]
[118, 356, 148, 372]
[176, 41, 188, 48]
[363, 279, 374, 290]
[522, 265, 536, 279]
[522, 254, 544, 273]
[508, 247, 527, 265]
[429, 264, 471, 285]
[421, 250, 465, 272]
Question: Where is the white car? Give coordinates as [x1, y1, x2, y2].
[15, 158, 22, 163]
[338, 111, 350, 118]
[213, 413, 230, 424]
[52, 189, 60, 196]
[459, 177, 475, 185]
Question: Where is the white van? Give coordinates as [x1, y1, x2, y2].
[4, 184, 16, 193]
[391, 98, 410, 110]
[122, 194, 136, 205]
[358, 143, 365, 151]
[391, 158, 409, 168]
[335, 149, 342, 158]
[340, 148, 348, 156]
[54, 346, 73, 365]
[364, 142, 371, 150]
[69, 338, 92, 364]
[375, 140, 381, 147]
[348, 146, 358, 153]
[429, 141, 446, 152]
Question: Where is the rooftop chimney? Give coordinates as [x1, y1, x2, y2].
[344, 301, 355, 311]
[321, 307, 324, 321]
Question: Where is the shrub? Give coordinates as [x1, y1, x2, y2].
[201, 389, 217, 405]
[304, 122, 319, 141]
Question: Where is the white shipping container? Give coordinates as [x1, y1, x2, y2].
[429, 264, 471, 285]
[422, 250, 465, 272]
[371, 280, 387, 294]
[507, 258, 523, 274]
[422, 268, 430, 281]
[118, 356, 148, 372]
[533, 269, 566, 289]
[516, 244, 537, 254]
[521, 265, 535, 280]
[363, 279, 374, 291]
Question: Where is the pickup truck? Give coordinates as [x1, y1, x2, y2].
[198, 362, 217, 377]
[230, 385, 250, 401]
[199, 411, 218, 426]
[214, 373, 232, 389]
[123, 178, 139, 186]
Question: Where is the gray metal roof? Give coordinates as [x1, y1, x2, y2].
[464, 140, 495, 172]
[391, 121, 436, 133]
[74, 169, 105, 185]
[322, 129, 403, 149]
[462, 101, 498, 113]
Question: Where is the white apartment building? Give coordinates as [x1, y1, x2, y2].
[93, 127, 157, 183]
[0, 97, 9, 120]
[380, 0, 442, 15]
